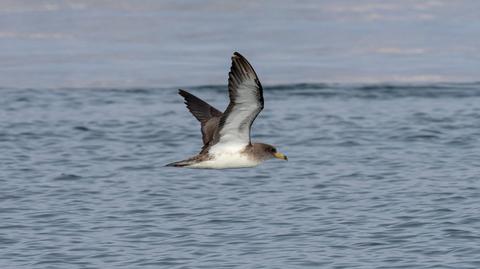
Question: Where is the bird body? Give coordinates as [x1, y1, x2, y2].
[167, 52, 287, 169]
[188, 150, 260, 169]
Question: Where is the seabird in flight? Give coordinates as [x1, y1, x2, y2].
[166, 52, 287, 169]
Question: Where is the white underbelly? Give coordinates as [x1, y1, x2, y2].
[188, 153, 260, 169]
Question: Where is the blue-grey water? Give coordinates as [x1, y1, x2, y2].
[1, 83, 480, 268]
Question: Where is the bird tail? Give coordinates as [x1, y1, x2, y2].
[165, 159, 195, 167]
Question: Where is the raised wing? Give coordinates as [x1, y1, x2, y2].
[178, 89, 223, 145]
[213, 52, 264, 147]
[179, 89, 222, 124]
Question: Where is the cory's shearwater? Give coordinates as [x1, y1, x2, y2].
[166, 52, 287, 169]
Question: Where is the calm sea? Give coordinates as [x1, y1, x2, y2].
[1, 83, 480, 268]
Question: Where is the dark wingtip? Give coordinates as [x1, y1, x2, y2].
[233, 51, 244, 59]
[178, 89, 192, 101]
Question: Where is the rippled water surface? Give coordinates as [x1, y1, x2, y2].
[2, 83, 480, 268]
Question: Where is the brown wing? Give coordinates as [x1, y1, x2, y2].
[178, 89, 222, 145]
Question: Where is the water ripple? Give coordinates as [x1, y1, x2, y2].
[1, 84, 480, 268]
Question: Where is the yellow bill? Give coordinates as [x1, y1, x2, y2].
[274, 152, 288, 161]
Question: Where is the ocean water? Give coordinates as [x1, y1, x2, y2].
[1, 83, 480, 268]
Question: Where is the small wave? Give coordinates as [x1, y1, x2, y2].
[73, 126, 90, 131]
[53, 173, 82, 181]
[2, 82, 479, 99]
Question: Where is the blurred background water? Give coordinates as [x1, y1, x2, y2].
[2, 1, 480, 268]
[1, 0, 480, 88]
